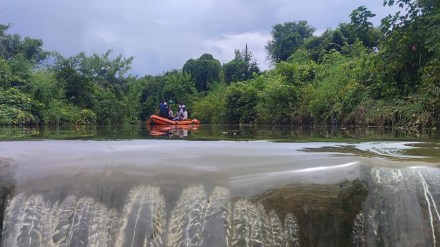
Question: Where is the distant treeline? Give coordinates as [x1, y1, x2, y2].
[1, 1, 439, 127]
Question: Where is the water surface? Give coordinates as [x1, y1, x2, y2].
[1, 124, 439, 141]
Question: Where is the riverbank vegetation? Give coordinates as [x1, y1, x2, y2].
[1, 0, 439, 128]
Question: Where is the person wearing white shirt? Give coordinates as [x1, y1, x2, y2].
[181, 108, 188, 120]
[173, 106, 188, 121]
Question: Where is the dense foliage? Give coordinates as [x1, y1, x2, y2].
[1, 1, 439, 127]
[182, 54, 221, 92]
[223, 45, 260, 85]
[265, 21, 316, 64]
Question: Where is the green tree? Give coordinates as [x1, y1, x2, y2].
[123, 76, 149, 122]
[349, 6, 381, 48]
[137, 76, 163, 120]
[192, 83, 227, 124]
[304, 50, 366, 124]
[52, 50, 134, 124]
[266, 21, 316, 64]
[223, 44, 260, 84]
[93, 86, 125, 124]
[0, 25, 48, 125]
[31, 70, 61, 122]
[0, 57, 15, 90]
[159, 70, 196, 105]
[350, 6, 375, 28]
[379, 0, 439, 96]
[255, 74, 299, 125]
[327, 28, 349, 52]
[0, 24, 48, 63]
[0, 87, 34, 125]
[302, 29, 338, 61]
[380, 0, 440, 124]
[183, 54, 221, 92]
[225, 82, 258, 124]
[55, 61, 94, 109]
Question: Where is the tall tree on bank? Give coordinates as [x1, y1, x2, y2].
[0, 24, 49, 125]
[0, 24, 48, 64]
[182, 54, 221, 92]
[53, 50, 134, 124]
[380, 0, 440, 96]
[266, 21, 316, 64]
[380, 0, 440, 121]
[223, 44, 260, 84]
[349, 6, 379, 48]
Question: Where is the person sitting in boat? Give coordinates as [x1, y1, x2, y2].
[168, 106, 174, 120]
[159, 98, 169, 118]
[177, 103, 185, 113]
[181, 107, 188, 120]
[173, 106, 188, 121]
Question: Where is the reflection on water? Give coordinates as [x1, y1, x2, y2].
[147, 125, 199, 138]
[1, 139, 440, 246]
[1, 124, 439, 141]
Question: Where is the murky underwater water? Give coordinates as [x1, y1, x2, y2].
[1, 126, 440, 246]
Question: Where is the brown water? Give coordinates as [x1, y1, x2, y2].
[0, 125, 439, 246]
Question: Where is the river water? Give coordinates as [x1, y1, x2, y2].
[0, 125, 439, 246]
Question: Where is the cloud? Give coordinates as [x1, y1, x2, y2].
[203, 32, 272, 71]
[1, 0, 398, 75]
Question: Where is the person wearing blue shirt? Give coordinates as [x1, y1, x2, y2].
[159, 98, 169, 118]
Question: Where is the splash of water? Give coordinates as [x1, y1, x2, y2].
[6, 167, 440, 246]
[1, 185, 300, 247]
[352, 167, 440, 246]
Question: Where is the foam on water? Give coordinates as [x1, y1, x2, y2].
[1, 185, 300, 247]
[352, 166, 440, 246]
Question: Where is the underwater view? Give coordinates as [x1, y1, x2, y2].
[1, 125, 440, 246]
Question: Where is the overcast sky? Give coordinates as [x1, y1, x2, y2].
[1, 0, 398, 76]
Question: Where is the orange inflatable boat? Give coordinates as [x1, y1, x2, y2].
[147, 115, 200, 125]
